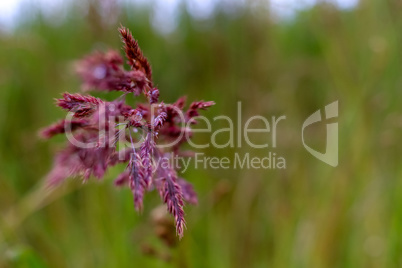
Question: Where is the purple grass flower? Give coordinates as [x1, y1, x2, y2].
[41, 26, 214, 239]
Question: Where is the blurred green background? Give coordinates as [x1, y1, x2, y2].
[1, 0, 402, 267]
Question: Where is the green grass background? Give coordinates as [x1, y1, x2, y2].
[1, 0, 402, 267]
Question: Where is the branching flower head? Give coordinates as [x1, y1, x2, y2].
[41, 26, 214, 239]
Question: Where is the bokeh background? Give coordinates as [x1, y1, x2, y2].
[1, 0, 402, 267]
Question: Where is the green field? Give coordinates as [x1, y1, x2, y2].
[1, 1, 402, 267]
